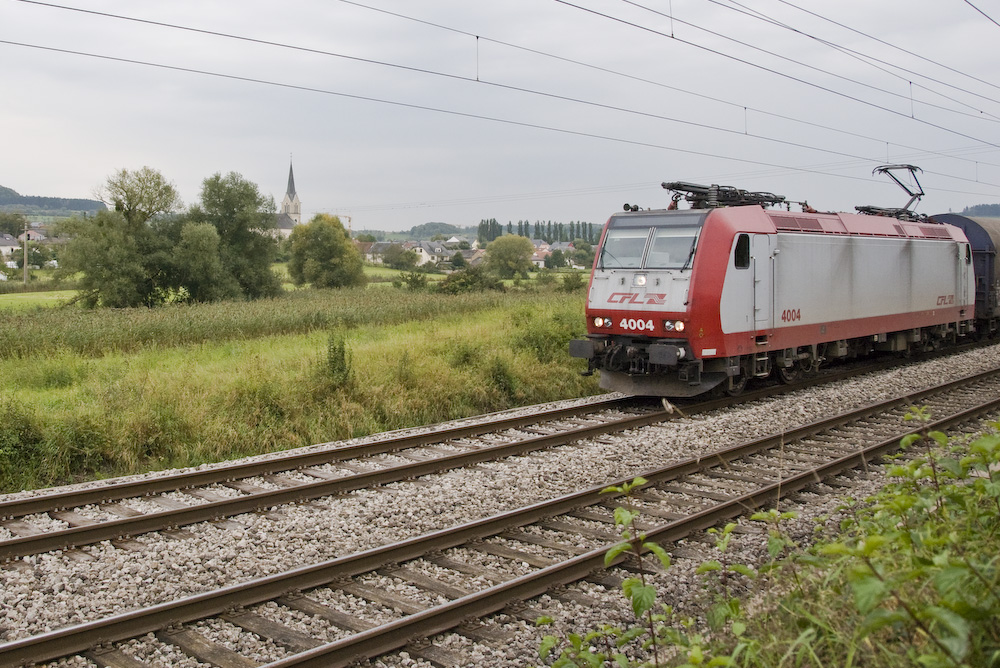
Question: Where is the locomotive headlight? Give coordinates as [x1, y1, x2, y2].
[593, 317, 611, 328]
[664, 320, 686, 332]
[632, 274, 647, 287]
[675, 321, 686, 332]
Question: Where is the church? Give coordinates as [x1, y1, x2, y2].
[275, 161, 301, 238]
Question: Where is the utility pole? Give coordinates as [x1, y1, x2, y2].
[23, 218, 28, 286]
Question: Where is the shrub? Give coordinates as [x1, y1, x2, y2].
[437, 266, 505, 294]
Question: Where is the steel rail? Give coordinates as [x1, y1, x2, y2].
[263, 391, 1000, 667]
[2, 375, 998, 667]
[1, 365, 996, 562]
[0, 353, 917, 523]
[0, 396, 640, 521]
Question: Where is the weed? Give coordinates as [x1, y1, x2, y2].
[323, 333, 353, 389]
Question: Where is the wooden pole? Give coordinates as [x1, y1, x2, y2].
[23, 218, 28, 286]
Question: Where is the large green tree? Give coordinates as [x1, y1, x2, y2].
[171, 222, 239, 302]
[59, 210, 159, 307]
[186, 172, 281, 299]
[382, 244, 418, 270]
[484, 234, 535, 278]
[288, 214, 366, 289]
[0, 212, 27, 237]
[61, 168, 283, 307]
[96, 166, 182, 227]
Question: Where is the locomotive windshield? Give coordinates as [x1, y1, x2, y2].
[599, 212, 706, 270]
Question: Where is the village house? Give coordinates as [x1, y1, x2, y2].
[403, 241, 452, 267]
[0, 233, 19, 258]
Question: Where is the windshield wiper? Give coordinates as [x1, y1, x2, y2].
[680, 241, 697, 271]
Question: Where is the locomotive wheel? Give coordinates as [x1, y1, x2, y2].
[725, 373, 748, 396]
[776, 364, 799, 384]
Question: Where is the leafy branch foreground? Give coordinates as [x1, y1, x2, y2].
[538, 410, 1000, 668]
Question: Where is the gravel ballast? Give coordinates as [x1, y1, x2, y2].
[1, 344, 998, 666]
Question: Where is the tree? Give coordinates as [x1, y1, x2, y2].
[187, 172, 281, 299]
[288, 214, 366, 289]
[0, 212, 27, 237]
[571, 238, 595, 268]
[544, 248, 567, 269]
[355, 233, 377, 242]
[95, 166, 182, 227]
[451, 251, 467, 269]
[172, 222, 239, 302]
[59, 210, 155, 307]
[485, 234, 535, 279]
[383, 244, 418, 270]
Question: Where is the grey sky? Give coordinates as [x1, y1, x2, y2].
[2, 0, 999, 231]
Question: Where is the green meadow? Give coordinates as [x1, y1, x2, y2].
[0, 285, 599, 493]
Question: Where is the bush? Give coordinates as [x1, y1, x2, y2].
[437, 266, 505, 294]
[561, 271, 586, 292]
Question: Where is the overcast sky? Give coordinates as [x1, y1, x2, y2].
[2, 0, 999, 231]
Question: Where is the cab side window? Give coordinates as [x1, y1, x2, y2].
[735, 234, 750, 269]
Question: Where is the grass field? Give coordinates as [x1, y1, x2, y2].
[0, 289, 77, 310]
[0, 285, 598, 492]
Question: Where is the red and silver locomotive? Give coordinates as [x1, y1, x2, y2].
[570, 172, 980, 396]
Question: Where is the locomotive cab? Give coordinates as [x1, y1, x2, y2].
[569, 209, 722, 396]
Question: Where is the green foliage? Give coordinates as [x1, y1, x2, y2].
[451, 251, 467, 269]
[321, 333, 352, 389]
[288, 214, 366, 289]
[541, 411, 1000, 668]
[485, 235, 536, 279]
[961, 203, 1000, 217]
[96, 166, 182, 226]
[0, 396, 45, 490]
[58, 210, 162, 307]
[409, 222, 461, 239]
[172, 222, 240, 302]
[0, 211, 28, 236]
[398, 271, 428, 291]
[188, 171, 281, 299]
[545, 248, 567, 269]
[437, 265, 505, 294]
[0, 290, 600, 492]
[382, 244, 419, 270]
[59, 168, 282, 306]
[513, 309, 587, 362]
[561, 271, 586, 292]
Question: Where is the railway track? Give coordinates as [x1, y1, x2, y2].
[0, 361, 884, 563]
[4, 364, 1000, 667]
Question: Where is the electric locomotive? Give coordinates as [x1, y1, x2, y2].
[570, 174, 977, 397]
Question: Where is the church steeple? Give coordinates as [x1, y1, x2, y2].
[281, 159, 301, 225]
[286, 162, 296, 198]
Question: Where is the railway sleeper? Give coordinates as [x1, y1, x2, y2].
[156, 627, 259, 668]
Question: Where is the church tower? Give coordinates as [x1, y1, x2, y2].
[281, 161, 301, 225]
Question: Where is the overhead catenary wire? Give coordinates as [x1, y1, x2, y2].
[3, 35, 998, 198]
[963, 0, 1000, 29]
[555, 0, 1000, 150]
[15, 0, 1000, 176]
[706, 0, 1000, 117]
[5, 1, 999, 215]
[774, 0, 1000, 94]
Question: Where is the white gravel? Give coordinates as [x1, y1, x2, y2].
[2, 343, 997, 666]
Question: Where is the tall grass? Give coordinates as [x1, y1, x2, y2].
[0, 290, 599, 492]
[0, 288, 515, 359]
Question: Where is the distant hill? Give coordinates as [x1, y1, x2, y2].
[0, 185, 106, 217]
[961, 203, 1000, 217]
